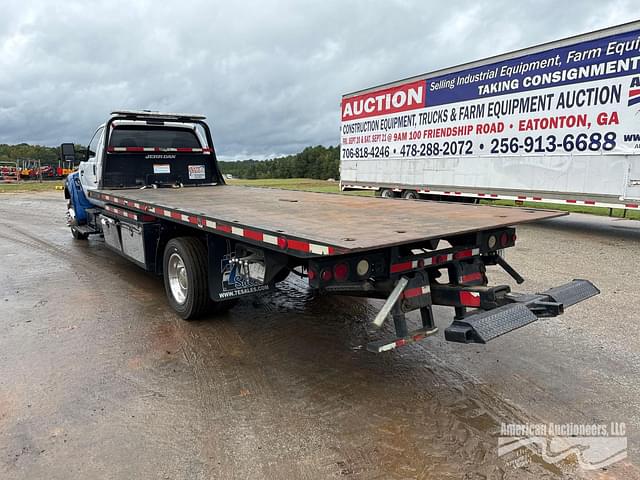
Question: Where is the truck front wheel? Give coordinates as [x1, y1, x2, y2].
[163, 237, 211, 320]
[67, 200, 88, 240]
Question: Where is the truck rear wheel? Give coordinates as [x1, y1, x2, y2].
[163, 237, 211, 320]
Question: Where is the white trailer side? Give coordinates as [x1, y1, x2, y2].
[340, 21, 640, 209]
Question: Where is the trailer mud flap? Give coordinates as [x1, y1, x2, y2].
[445, 279, 599, 344]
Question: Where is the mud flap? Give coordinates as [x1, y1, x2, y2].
[445, 279, 599, 344]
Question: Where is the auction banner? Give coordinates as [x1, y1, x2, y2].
[341, 28, 640, 161]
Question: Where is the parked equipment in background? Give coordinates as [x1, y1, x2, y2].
[0, 161, 20, 183]
[340, 21, 640, 212]
[63, 110, 598, 353]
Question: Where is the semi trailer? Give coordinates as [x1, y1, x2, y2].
[64, 110, 598, 353]
[340, 21, 640, 211]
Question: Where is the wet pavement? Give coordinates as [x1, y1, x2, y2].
[1, 191, 639, 479]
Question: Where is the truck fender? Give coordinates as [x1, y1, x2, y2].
[65, 172, 92, 225]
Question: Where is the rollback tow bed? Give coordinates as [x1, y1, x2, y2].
[86, 185, 599, 353]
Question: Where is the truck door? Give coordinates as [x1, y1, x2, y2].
[79, 126, 103, 194]
[625, 155, 640, 200]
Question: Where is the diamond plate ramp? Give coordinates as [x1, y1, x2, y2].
[445, 303, 538, 344]
[540, 279, 600, 308]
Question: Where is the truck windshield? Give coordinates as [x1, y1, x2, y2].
[109, 127, 201, 148]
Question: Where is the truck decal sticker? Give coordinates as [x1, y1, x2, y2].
[220, 253, 265, 293]
[188, 165, 206, 179]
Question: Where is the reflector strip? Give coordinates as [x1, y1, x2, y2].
[402, 285, 430, 299]
[263, 234, 278, 245]
[373, 331, 432, 352]
[287, 239, 310, 253]
[461, 272, 483, 283]
[107, 146, 212, 153]
[104, 205, 155, 222]
[454, 248, 480, 259]
[93, 191, 340, 256]
[244, 229, 263, 241]
[460, 291, 481, 307]
[390, 261, 413, 273]
[341, 184, 640, 210]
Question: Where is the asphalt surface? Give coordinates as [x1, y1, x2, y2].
[1, 191, 639, 479]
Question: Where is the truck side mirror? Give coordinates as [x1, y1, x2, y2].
[60, 143, 76, 162]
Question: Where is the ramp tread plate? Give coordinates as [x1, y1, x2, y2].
[541, 279, 599, 308]
[465, 303, 538, 342]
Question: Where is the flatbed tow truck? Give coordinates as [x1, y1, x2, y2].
[64, 110, 598, 353]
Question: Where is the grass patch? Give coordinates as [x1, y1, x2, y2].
[226, 178, 373, 195]
[0, 181, 64, 193]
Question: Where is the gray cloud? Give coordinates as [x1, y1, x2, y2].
[0, 0, 636, 159]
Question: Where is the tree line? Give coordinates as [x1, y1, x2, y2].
[0, 142, 341, 180]
[218, 145, 340, 179]
[0, 143, 87, 165]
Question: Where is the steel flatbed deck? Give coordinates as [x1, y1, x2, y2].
[89, 185, 565, 256]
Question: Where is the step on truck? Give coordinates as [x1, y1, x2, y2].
[64, 110, 599, 353]
[340, 21, 640, 212]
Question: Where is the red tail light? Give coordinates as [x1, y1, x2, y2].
[500, 232, 509, 247]
[333, 263, 349, 282]
[308, 269, 317, 281]
[321, 269, 333, 281]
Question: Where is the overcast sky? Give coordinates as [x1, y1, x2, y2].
[0, 1, 637, 159]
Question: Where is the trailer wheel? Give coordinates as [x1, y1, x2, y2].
[163, 237, 210, 320]
[378, 188, 395, 198]
[402, 190, 419, 200]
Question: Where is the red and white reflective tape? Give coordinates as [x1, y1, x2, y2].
[92, 192, 338, 256]
[402, 285, 430, 299]
[107, 146, 212, 153]
[390, 252, 456, 274]
[453, 247, 480, 259]
[104, 204, 154, 222]
[341, 184, 640, 210]
[373, 330, 435, 353]
[460, 271, 484, 283]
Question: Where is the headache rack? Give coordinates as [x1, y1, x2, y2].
[99, 110, 225, 189]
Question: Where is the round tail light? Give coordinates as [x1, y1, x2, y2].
[500, 232, 509, 247]
[333, 263, 349, 282]
[308, 269, 317, 281]
[321, 269, 333, 282]
[356, 259, 370, 277]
